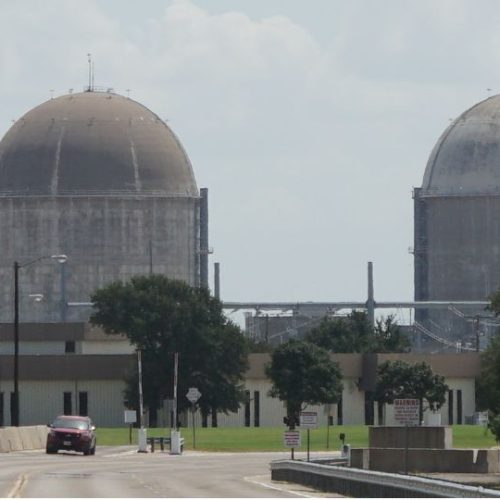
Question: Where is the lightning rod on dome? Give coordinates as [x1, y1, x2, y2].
[87, 53, 95, 92]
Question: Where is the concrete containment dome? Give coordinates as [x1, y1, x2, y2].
[414, 94, 500, 351]
[422, 95, 500, 196]
[0, 91, 197, 196]
[0, 91, 203, 323]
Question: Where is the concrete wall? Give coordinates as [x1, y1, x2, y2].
[0, 195, 199, 322]
[369, 426, 452, 449]
[0, 426, 48, 452]
[0, 379, 126, 427]
[351, 447, 500, 474]
[414, 193, 500, 341]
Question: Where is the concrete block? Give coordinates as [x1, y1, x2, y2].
[369, 426, 452, 449]
[3, 427, 23, 451]
[35, 425, 49, 449]
[474, 449, 500, 473]
[0, 429, 10, 453]
[19, 427, 35, 450]
[352, 448, 482, 473]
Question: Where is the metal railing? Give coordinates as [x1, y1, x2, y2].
[271, 460, 500, 497]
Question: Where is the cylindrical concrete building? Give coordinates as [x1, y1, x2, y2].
[0, 91, 201, 322]
[414, 94, 500, 348]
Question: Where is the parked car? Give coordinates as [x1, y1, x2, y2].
[46, 415, 96, 455]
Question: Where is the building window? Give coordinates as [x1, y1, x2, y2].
[253, 391, 260, 427]
[337, 396, 343, 425]
[377, 401, 384, 425]
[79, 392, 88, 416]
[63, 392, 72, 415]
[457, 390, 463, 425]
[65, 341, 75, 354]
[244, 390, 250, 427]
[364, 391, 374, 425]
[10, 392, 15, 426]
[448, 390, 454, 425]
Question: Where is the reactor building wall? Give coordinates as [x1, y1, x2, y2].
[414, 94, 500, 348]
[0, 91, 202, 322]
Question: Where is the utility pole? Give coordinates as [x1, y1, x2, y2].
[367, 261, 375, 328]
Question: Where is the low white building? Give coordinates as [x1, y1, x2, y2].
[0, 323, 481, 428]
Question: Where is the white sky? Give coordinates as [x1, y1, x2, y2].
[0, 0, 498, 312]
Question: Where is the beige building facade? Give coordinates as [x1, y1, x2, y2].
[0, 323, 482, 428]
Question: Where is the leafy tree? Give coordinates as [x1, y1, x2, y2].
[373, 316, 411, 353]
[488, 414, 500, 445]
[90, 274, 249, 427]
[266, 339, 343, 428]
[476, 334, 500, 414]
[488, 289, 500, 316]
[476, 333, 500, 442]
[305, 311, 373, 353]
[306, 311, 409, 353]
[374, 360, 448, 423]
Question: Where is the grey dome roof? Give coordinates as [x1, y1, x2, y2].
[0, 91, 198, 196]
[422, 95, 500, 196]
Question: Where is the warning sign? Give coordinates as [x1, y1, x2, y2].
[394, 398, 420, 426]
[299, 411, 318, 429]
[283, 431, 301, 448]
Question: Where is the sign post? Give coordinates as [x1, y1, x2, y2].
[394, 399, 420, 474]
[284, 430, 301, 460]
[186, 387, 201, 449]
[124, 410, 137, 445]
[300, 411, 318, 462]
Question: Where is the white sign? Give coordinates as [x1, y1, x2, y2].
[300, 411, 318, 428]
[394, 399, 420, 426]
[283, 430, 301, 448]
[124, 410, 137, 424]
[186, 387, 201, 403]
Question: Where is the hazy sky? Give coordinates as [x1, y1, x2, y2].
[1, 0, 498, 315]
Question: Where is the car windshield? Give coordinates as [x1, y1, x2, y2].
[51, 418, 90, 430]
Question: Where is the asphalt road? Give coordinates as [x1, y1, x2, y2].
[0, 447, 338, 498]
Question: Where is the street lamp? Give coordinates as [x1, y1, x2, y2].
[12, 254, 68, 426]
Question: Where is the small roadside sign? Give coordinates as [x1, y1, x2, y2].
[394, 398, 420, 426]
[300, 411, 318, 429]
[186, 387, 201, 403]
[284, 430, 301, 448]
[124, 410, 137, 424]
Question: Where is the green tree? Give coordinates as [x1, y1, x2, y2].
[90, 274, 249, 427]
[374, 360, 448, 423]
[305, 311, 373, 353]
[476, 334, 500, 414]
[373, 316, 411, 353]
[265, 339, 343, 428]
[306, 311, 409, 353]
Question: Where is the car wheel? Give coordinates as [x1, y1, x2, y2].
[83, 447, 91, 456]
[90, 445, 96, 455]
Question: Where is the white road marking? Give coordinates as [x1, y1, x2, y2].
[7, 474, 28, 498]
[244, 475, 320, 497]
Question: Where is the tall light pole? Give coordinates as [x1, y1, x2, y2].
[12, 254, 67, 426]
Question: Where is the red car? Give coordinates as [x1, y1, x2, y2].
[46, 415, 96, 455]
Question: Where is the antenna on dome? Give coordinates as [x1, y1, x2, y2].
[87, 53, 94, 92]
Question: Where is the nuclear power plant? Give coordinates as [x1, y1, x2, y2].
[414, 94, 500, 350]
[0, 90, 209, 323]
[0, 86, 499, 352]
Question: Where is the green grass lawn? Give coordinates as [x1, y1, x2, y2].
[96, 424, 498, 451]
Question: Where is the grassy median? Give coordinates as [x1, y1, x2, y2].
[96, 424, 497, 451]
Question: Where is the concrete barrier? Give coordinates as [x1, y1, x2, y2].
[369, 426, 452, 449]
[35, 425, 49, 449]
[0, 426, 48, 453]
[3, 427, 23, 451]
[351, 448, 500, 474]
